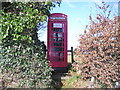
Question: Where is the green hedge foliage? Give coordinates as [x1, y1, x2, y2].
[0, 2, 61, 88]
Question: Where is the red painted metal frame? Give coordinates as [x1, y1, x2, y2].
[47, 13, 68, 68]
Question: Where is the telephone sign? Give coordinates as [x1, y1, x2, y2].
[53, 23, 62, 28]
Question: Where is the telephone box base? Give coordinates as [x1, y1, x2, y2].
[52, 67, 68, 73]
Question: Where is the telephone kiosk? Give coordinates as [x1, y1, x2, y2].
[47, 13, 68, 72]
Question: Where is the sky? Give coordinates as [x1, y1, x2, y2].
[39, 0, 119, 50]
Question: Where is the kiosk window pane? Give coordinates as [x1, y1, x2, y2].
[53, 33, 64, 37]
[53, 47, 63, 51]
[53, 43, 64, 46]
[53, 52, 59, 56]
[58, 33, 63, 37]
[53, 38, 64, 42]
[53, 52, 64, 56]
[53, 28, 63, 32]
[53, 33, 57, 37]
[53, 57, 64, 61]
[60, 52, 64, 56]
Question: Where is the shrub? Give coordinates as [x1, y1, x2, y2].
[74, 2, 119, 88]
[0, 44, 53, 88]
[0, 2, 61, 88]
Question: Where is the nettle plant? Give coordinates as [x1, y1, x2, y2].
[74, 2, 119, 88]
[0, 2, 61, 88]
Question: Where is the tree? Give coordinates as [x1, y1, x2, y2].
[74, 1, 119, 88]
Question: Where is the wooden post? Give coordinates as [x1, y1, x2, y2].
[71, 47, 74, 63]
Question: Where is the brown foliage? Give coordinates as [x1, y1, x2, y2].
[74, 2, 120, 88]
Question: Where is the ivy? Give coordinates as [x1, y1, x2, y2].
[0, 1, 61, 88]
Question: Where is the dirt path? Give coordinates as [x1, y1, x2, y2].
[52, 70, 101, 88]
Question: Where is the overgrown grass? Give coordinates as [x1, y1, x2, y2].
[68, 54, 72, 63]
[62, 74, 80, 88]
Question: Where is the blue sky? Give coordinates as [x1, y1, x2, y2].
[39, 0, 118, 50]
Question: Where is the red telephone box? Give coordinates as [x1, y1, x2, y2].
[47, 13, 68, 72]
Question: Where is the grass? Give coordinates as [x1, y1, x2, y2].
[61, 54, 103, 88]
[67, 54, 72, 63]
[61, 70, 90, 88]
[60, 54, 79, 88]
[62, 74, 80, 88]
